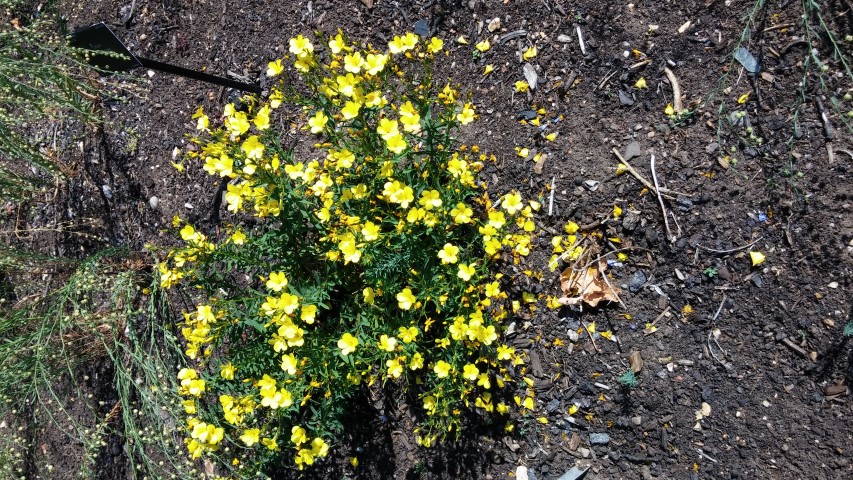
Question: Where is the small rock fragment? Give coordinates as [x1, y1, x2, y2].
[734, 47, 760, 73]
[557, 34, 573, 43]
[488, 17, 501, 32]
[523, 63, 538, 90]
[557, 466, 590, 480]
[102, 184, 113, 199]
[623, 140, 642, 160]
[516, 466, 529, 480]
[825, 384, 848, 396]
[149, 196, 159, 209]
[589, 432, 610, 445]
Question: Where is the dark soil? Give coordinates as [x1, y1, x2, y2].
[5, 0, 853, 478]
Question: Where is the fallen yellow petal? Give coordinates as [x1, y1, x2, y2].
[483, 64, 494, 76]
[664, 104, 675, 116]
[634, 77, 647, 89]
[737, 92, 750, 104]
[750, 251, 766, 266]
[457, 36, 468, 45]
[523, 46, 538, 61]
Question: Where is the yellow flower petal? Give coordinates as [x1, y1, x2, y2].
[750, 251, 765, 266]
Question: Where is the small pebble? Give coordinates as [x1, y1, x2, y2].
[149, 196, 159, 209]
[516, 466, 529, 480]
[589, 432, 611, 445]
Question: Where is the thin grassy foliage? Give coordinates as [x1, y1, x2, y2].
[0, 248, 192, 479]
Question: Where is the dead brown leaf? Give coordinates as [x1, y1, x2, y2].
[558, 258, 621, 307]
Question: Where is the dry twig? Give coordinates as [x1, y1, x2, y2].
[650, 154, 676, 243]
[663, 67, 683, 113]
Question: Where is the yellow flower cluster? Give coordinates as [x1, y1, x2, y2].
[161, 30, 545, 474]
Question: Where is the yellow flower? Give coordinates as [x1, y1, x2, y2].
[266, 272, 288, 292]
[280, 353, 298, 375]
[355, 288, 373, 307]
[664, 103, 675, 116]
[266, 59, 284, 77]
[262, 437, 279, 451]
[386, 357, 404, 378]
[240, 428, 260, 446]
[364, 53, 388, 75]
[433, 360, 451, 378]
[361, 221, 380, 241]
[475, 39, 491, 52]
[456, 103, 476, 125]
[564, 221, 579, 234]
[496, 344, 514, 361]
[415, 191, 441, 211]
[253, 105, 271, 131]
[192, 106, 209, 131]
[634, 77, 647, 89]
[343, 52, 364, 73]
[450, 202, 473, 224]
[457, 263, 476, 281]
[289, 35, 314, 56]
[241, 135, 265, 160]
[329, 32, 347, 54]
[514, 80, 529, 92]
[308, 111, 329, 133]
[501, 191, 523, 215]
[462, 363, 479, 381]
[338, 333, 359, 355]
[341, 100, 362, 120]
[338, 232, 361, 264]
[378, 334, 397, 352]
[437, 243, 460, 264]
[398, 326, 419, 343]
[522, 46, 538, 60]
[220, 363, 236, 380]
[377, 118, 399, 140]
[299, 305, 317, 325]
[400, 101, 421, 132]
[386, 132, 409, 154]
[396, 288, 416, 310]
[427, 37, 444, 53]
[410, 352, 424, 370]
[311, 437, 330, 457]
[291, 426, 308, 446]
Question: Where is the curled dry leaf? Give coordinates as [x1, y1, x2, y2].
[558, 258, 621, 307]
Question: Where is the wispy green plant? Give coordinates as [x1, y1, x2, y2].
[617, 370, 638, 388]
[0, 248, 191, 479]
[0, 0, 101, 201]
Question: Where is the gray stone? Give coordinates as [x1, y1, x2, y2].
[589, 432, 611, 445]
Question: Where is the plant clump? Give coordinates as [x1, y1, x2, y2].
[159, 31, 542, 475]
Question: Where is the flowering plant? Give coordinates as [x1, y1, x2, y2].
[159, 31, 541, 475]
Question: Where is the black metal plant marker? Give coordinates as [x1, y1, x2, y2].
[70, 22, 261, 94]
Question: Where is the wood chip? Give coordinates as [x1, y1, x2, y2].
[629, 351, 644, 372]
